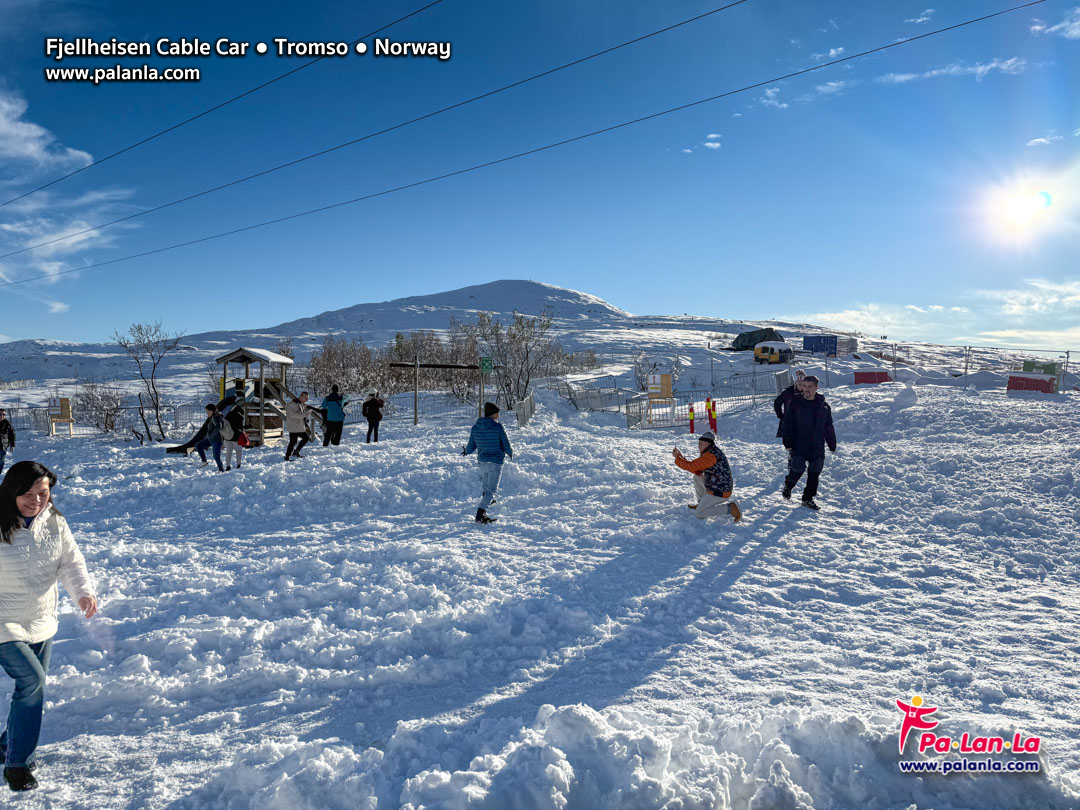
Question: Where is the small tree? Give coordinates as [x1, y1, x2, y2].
[113, 322, 184, 441]
[275, 336, 295, 388]
[459, 311, 557, 406]
[74, 380, 127, 433]
[205, 363, 223, 399]
[633, 352, 650, 391]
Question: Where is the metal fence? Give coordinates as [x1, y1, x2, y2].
[343, 392, 481, 424]
[0, 380, 36, 392]
[557, 375, 638, 412]
[6, 392, 498, 441]
[627, 369, 790, 430]
[840, 343, 1076, 391]
[515, 393, 536, 426]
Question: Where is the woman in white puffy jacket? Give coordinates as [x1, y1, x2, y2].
[0, 461, 96, 792]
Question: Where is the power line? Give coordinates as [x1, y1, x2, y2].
[0, 0, 1044, 290]
[0, 0, 753, 261]
[0, 0, 447, 209]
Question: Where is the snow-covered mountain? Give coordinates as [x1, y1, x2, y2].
[0, 279, 836, 384]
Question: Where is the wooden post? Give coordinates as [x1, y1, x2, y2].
[479, 365, 484, 417]
[259, 362, 266, 445]
[221, 361, 228, 401]
[413, 355, 419, 426]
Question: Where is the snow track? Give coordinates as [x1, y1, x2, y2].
[8, 385, 1080, 808]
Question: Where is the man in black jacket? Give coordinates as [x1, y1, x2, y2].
[361, 392, 384, 444]
[781, 376, 837, 510]
[773, 369, 806, 438]
[0, 409, 14, 474]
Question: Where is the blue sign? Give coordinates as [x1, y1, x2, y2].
[804, 335, 838, 356]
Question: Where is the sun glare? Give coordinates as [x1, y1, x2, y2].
[991, 186, 1055, 237]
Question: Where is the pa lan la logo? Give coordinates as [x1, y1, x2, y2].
[896, 695, 1040, 756]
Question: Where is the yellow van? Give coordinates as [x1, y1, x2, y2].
[754, 342, 794, 365]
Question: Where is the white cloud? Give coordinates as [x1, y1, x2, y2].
[705, 133, 721, 140]
[906, 304, 968, 314]
[790, 38, 801, 47]
[795, 80, 856, 105]
[702, 142, 722, 150]
[905, 9, 935, 24]
[814, 80, 850, 95]
[0, 89, 91, 176]
[1030, 8, 1080, 39]
[1026, 135, 1064, 147]
[979, 279, 1080, 317]
[1074, 128, 1080, 137]
[877, 57, 1027, 84]
[759, 87, 788, 109]
[0, 93, 138, 320]
[811, 46, 845, 62]
[732, 113, 743, 118]
[681, 148, 693, 154]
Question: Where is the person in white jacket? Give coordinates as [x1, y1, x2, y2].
[284, 392, 313, 462]
[0, 461, 96, 792]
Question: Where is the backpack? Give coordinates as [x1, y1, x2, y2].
[220, 418, 234, 442]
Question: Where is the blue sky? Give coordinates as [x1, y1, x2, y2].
[0, 0, 1077, 347]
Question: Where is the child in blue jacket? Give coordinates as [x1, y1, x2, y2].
[463, 402, 513, 524]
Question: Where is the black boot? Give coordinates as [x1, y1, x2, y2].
[475, 509, 496, 524]
[801, 498, 820, 511]
[4, 766, 38, 791]
[781, 486, 792, 500]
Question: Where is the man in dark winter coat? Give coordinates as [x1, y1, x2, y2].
[0, 409, 14, 474]
[781, 376, 837, 510]
[773, 369, 807, 438]
[463, 402, 513, 524]
[361, 392, 384, 443]
[673, 431, 741, 522]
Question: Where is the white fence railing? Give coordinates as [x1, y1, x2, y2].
[515, 393, 536, 426]
[626, 369, 790, 430]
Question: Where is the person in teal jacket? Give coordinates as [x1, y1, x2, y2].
[462, 402, 513, 524]
[320, 385, 350, 447]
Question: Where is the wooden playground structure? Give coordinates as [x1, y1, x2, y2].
[168, 346, 321, 455]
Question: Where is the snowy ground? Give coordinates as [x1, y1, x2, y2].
[6, 384, 1080, 808]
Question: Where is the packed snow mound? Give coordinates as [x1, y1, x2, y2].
[890, 384, 918, 412]
[181, 704, 1076, 810]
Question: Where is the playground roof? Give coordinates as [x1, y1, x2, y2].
[215, 347, 295, 367]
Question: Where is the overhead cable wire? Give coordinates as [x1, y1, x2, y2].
[0, 0, 1044, 290]
[0, 0, 754, 261]
[0, 0, 448, 209]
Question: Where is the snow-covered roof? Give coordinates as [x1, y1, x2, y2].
[755, 342, 792, 351]
[215, 347, 294, 366]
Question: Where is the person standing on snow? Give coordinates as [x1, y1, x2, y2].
[284, 392, 314, 461]
[0, 411, 14, 475]
[773, 369, 806, 438]
[0, 461, 96, 792]
[781, 375, 837, 510]
[320, 385, 350, 447]
[194, 404, 225, 472]
[462, 402, 513, 524]
[222, 404, 245, 471]
[361, 391, 384, 444]
[673, 431, 742, 522]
